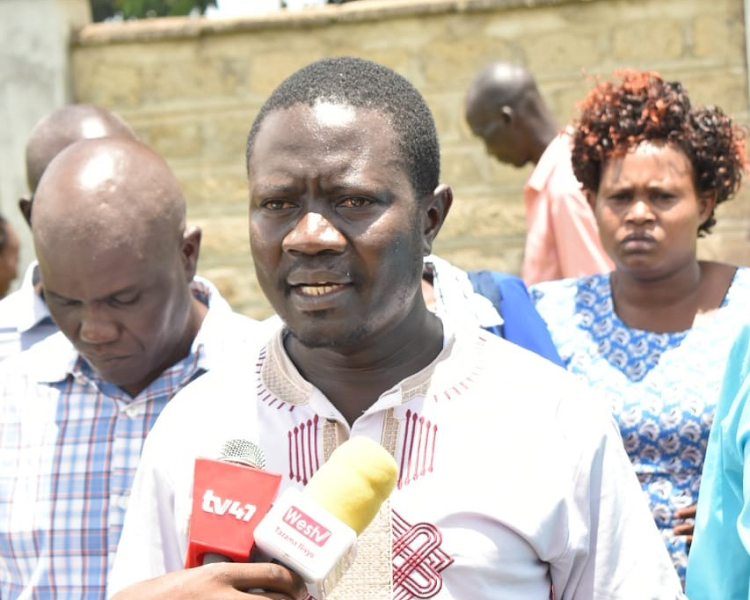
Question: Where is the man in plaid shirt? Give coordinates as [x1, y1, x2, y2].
[0, 136, 262, 600]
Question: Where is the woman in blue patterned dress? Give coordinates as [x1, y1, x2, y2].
[530, 70, 749, 585]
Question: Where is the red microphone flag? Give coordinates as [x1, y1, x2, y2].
[185, 456, 282, 568]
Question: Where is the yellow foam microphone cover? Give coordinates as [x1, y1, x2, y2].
[304, 436, 398, 535]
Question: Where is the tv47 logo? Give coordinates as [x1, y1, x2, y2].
[202, 489, 257, 522]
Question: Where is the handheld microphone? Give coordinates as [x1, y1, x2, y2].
[185, 439, 283, 568]
[254, 436, 398, 600]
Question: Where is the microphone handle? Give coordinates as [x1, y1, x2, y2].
[202, 552, 233, 565]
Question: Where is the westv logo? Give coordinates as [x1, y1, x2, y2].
[282, 505, 332, 546]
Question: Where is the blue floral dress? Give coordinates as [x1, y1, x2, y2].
[531, 268, 750, 585]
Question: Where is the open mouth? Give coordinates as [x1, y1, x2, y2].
[296, 284, 345, 296]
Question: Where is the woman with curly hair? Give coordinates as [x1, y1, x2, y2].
[531, 70, 749, 586]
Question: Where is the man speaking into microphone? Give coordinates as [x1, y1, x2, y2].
[108, 57, 685, 600]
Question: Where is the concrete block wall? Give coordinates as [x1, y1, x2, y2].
[70, 0, 750, 318]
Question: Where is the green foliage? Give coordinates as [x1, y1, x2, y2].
[90, 0, 216, 21]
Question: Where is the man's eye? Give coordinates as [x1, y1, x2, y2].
[339, 197, 371, 208]
[110, 295, 139, 307]
[53, 297, 79, 308]
[262, 199, 294, 210]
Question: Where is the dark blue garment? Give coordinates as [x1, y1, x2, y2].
[467, 270, 563, 367]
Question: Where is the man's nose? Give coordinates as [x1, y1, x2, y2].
[79, 306, 119, 345]
[282, 211, 346, 254]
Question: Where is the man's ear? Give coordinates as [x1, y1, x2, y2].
[499, 105, 514, 126]
[421, 184, 453, 256]
[19, 197, 32, 227]
[181, 225, 202, 281]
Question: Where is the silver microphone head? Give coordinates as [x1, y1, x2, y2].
[218, 438, 266, 469]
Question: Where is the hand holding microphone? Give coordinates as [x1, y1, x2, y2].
[108, 562, 308, 600]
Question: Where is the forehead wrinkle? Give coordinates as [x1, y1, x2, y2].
[253, 154, 403, 197]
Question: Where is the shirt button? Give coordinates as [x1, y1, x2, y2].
[112, 494, 129, 510]
[125, 406, 140, 418]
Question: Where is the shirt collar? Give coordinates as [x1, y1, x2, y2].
[259, 320, 458, 409]
[0, 261, 51, 333]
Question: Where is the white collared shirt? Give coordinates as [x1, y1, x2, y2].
[110, 321, 685, 600]
[0, 261, 57, 361]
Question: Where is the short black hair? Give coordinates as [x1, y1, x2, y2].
[246, 56, 440, 198]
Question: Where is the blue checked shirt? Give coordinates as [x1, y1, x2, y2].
[0, 278, 261, 600]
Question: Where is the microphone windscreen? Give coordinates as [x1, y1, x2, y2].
[303, 436, 398, 535]
[219, 438, 266, 469]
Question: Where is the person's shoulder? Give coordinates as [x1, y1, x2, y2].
[710, 321, 750, 448]
[727, 321, 750, 374]
[450, 325, 570, 389]
[475, 270, 524, 287]
[529, 274, 587, 302]
[702, 264, 750, 314]
[149, 337, 270, 444]
[0, 290, 26, 361]
[132, 359, 260, 498]
[538, 133, 585, 193]
[0, 287, 27, 327]
[467, 269, 526, 300]
[1, 330, 73, 370]
[0, 332, 76, 404]
[729, 265, 750, 292]
[531, 274, 607, 331]
[196, 288, 279, 359]
[448, 326, 613, 436]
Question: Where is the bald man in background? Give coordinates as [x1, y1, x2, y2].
[0, 137, 261, 600]
[464, 62, 613, 285]
[0, 104, 138, 360]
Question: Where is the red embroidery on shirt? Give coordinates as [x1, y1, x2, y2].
[255, 349, 294, 411]
[392, 510, 453, 600]
[399, 410, 437, 489]
[287, 416, 320, 484]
